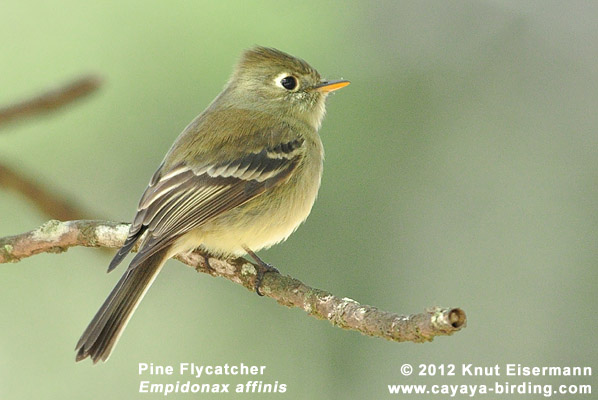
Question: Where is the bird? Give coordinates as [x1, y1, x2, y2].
[75, 46, 349, 363]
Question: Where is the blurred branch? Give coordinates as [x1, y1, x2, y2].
[0, 75, 102, 126]
[0, 164, 91, 221]
[0, 219, 467, 343]
[0, 74, 105, 239]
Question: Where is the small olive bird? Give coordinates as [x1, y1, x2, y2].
[75, 46, 349, 363]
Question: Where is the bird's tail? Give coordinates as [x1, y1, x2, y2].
[75, 248, 169, 363]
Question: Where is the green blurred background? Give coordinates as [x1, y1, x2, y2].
[1, 1, 596, 398]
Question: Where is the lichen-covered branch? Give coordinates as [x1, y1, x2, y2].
[0, 219, 466, 343]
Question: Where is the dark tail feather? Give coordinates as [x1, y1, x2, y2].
[75, 248, 168, 363]
[107, 227, 146, 273]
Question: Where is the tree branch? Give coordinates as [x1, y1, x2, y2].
[0, 219, 466, 343]
[0, 164, 92, 221]
[0, 75, 101, 126]
[0, 74, 104, 226]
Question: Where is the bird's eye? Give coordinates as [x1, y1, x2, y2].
[280, 76, 298, 91]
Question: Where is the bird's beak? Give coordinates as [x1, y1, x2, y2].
[313, 79, 350, 93]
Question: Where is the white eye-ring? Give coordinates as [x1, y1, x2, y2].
[274, 72, 299, 91]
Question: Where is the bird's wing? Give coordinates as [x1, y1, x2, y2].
[107, 138, 305, 273]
